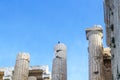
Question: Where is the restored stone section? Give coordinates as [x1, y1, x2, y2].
[103, 48, 112, 80]
[104, 0, 120, 80]
[28, 76, 37, 80]
[86, 25, 104, 80]
[52, 42, 67, 80]
[12, 52, 30, 80]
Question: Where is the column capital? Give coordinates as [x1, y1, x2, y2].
[86, 25, 103, 40]
[17, 52, 30, 62]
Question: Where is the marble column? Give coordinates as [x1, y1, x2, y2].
[86, 25, 104, 80]
[12, 52, 30, 80]
[52, 42, 67, 80]
[104, 0, 120, 80]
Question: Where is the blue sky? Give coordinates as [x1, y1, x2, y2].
[0, 0, 106, 80]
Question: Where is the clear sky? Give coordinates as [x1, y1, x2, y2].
[0, 0, 106, 80]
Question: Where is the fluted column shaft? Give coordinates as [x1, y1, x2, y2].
[52, 58, 67, 80]
[12, 52, 30, 80]
[104, 0, 120, 80]
[114, 0, 120, 80]
[86, 26, 104, 80]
